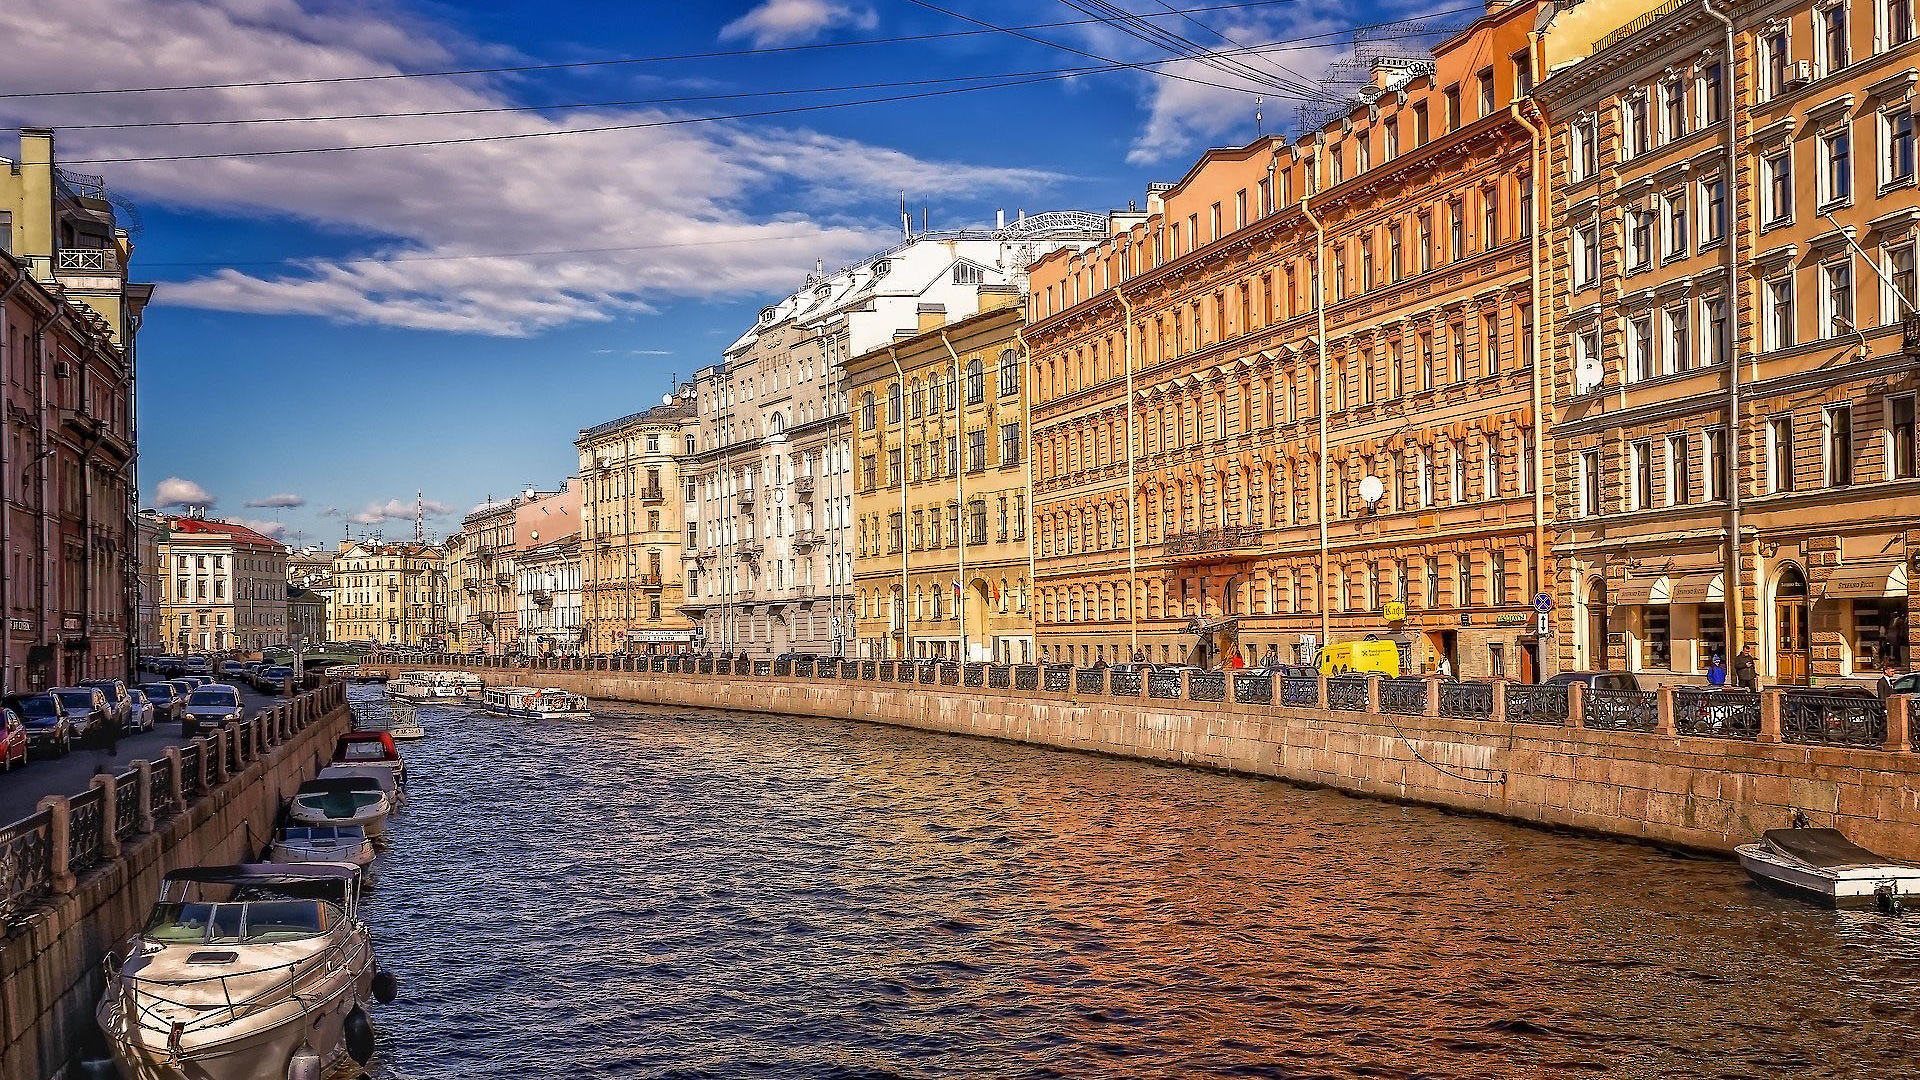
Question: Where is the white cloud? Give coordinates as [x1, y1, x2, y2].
[719, 0, 876, 48]
[154, 477, 216, 509]
[420, 499, 456, 516]
[233, 517, 291, 540]
[243, 492, 305, 508]
[346, 498, 418, 526]
[0, 0, 1054, 336]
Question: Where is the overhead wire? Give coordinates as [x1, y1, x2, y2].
[1135, 0, 1337, 99]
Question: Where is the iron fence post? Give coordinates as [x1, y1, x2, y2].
[135, 759, 155, 834]
[37, 795, 74, 894]
[1424, 677, 1440, 717]
[1655, 685, 1676, 735]
[1366, 675, 1382, 713]
[1759, 690, 1783, 742]
[1567, 682, 1586, 728]
[93, 775, 120, 860]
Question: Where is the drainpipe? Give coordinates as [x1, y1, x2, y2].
[1511, 98, 1550, 651]
[1016, 323, 1039, 663]
[885, 345, 911, 660]
[1703, 0, 1746, 655]
[939, 330, 967, 662]
[33, 307, 68, 684]
[1300, 154, 1332, 654]
[0, 273, 24, 685]
[1114, 286, 1140, 662]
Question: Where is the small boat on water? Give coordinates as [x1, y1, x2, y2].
[1736, 825, 1920, 911]
[386, 670, 481, 703]
[96, 862, 396, 1080]
[289, 776, 393, 838]
[271, 825, 376, 880]
[482, 686, 592, 720]
[385, 701, 425, 741]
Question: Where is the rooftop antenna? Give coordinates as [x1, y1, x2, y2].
[1255, 95, 1264, 137]
[921, 204, 928, 234]
[415, 491, 424, 543]
[900, 191, 911, 239]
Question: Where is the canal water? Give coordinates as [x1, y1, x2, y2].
[350, 686, 1920, 1079]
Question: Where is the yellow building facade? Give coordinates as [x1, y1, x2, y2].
[849, 300, 1036, 662]
[576, 388, 700, 654]
[329, 541, 446, 647]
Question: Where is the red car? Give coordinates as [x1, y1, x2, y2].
[1, 707, 27, 771]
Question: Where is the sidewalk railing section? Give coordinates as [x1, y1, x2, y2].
[373, 651, 1915, 757]
[0, 680, 347, 931]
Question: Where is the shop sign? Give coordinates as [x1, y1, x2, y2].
[626, 629, 694, 643]
[1493, 612, 1530, 625]
[7, 618, 27, 632]
[1383, 601, 1407, 622]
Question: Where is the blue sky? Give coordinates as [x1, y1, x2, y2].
[3, 0, 1442, 548]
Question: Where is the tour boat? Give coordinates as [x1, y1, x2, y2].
[1735, 826, 1920, 911]
[386, 670, 481, 703]
[289, 776, 394, 838]
[482, 686, 592, 720]
[96, 862, 396, 1080]
[270, 825, 376, 880]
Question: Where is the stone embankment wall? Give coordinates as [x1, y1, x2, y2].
[404, 665, 1920, 860]
[0, 684, 354, 1080]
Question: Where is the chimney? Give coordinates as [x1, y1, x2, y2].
[916, 302, 946, 333]
[978, 284, 1021, 313]
[996, 209, 1007, 230]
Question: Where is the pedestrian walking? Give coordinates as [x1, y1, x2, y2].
[98, 705, 122, 762]
[1733, 644, 1760, 693]
[1707, 653, 1727, 687]
[1877, 660, 1904, 702]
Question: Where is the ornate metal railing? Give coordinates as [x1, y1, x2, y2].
[1781, 691, 1887, 748]
[1504, 683, 1569, 726]
[1076, 668, 1105, 695]
[939, 662, 959, 686]
[1328, 675, 1369, 711]
[1281, 676, 1320, 707]
[878, 661, 896, 682]
[113, 770, 142, 840]
[66, 787, 105, 876]
[841, 660, 861, 681]
[772, 659, 792, 677]
[1043, 665, 1071, 694]
[1110, 668, 1142, 696]
[1189, 671, 1226, 702]
[1672, 688, 1760, 740]
[1165, 526, 1267, 556]
[794, 659, 816, 677]
[150, 756, 178, 818]
[1233, 672, 1272, 705]
[918, 662, 937, 685]
[1586, 689, 1659, 732]
[753, 660, 772, 676]
[179, 744, 204, 799]
[0, 809, 55, 925]
[1014, 665, 1039, 691]
[988, 665, 1011, 690]
[1147, 670, 1183, 698]
[1380, 677, 1429, 716]
[715, 658, 733, 675]
[1439, 681, 1495, 721]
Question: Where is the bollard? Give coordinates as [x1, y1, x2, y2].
[1178, 670, 1190, 699]
[1656, 684, 1677, 735]
[94, 775, 121, 860]
[37, 795, 75, 894]
[1759, 690, 1783, 742]
[135, 759, 156, 833]
[1567, 681, 1587, 728]
[192, 736, 213, 791]
[1317, 673, 1330, 707]
[164, 746, 185, 813]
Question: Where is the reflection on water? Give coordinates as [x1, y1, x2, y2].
[349, 685, 1920, 1079]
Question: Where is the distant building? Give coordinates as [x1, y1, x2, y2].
[287, 586, 328, 646]
[135, 511, 164, 656]
[453, 486, 568, 655]
[0, 128, 153, 687]
[330, 541, 445, 647]
[577, 387, 700, 655]
[517, 536, 582, 655]
[848, 301, 1036, 661]
[156, 514, 290, 654]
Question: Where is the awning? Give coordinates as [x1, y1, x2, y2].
[1179, 618, 1240, 636]
[1822, 562, 1909, 600]
[1611, 576, 1665, 605]
[1667, 572, 1724, 604]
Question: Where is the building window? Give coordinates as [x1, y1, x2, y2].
[887, 382, 902, 423]
[1887, 108, 1917, 186]
[1889, 241, 1919, 320]
[1483, 311, 1500, 374]
[1823, 259, 1855, 338]
[1666, 305, 1690, 372]
[1700, 61, 1725, 123]
[1448, 200, 1463, 260]
[1708, 427, 1730, 500]
[1763, 27, 1790, 98]
[860, 392, 875, 431]
[1664, 189, 1688, 259]
[1662, 76, 1686, 139]
[1628, 313, 1655, 382]
[1767, 272, 1796, 351]
[1631, 440, 1655, 509]
[1445, 85, 1462, 129]
[1629, 207, 1654, 270]
[887, 449, 901, 487]
[1764, 149, 1794, 223]
[1768, 416, 1795, 493]
[1456, 553, 1473, 607]
[1892, 0, 1917, 47]
[966, 429, 986, 474]
[1820, 1, 1850, 72]
[1478, 68, 1495, 116]
[1572, 115, 1598, 181]
[966, 358, 984, 404]
[1825, 404, 1854, 487]
[1822, 128, 1853, 205]
[1626, 91, 1650, 156]
[1702, 174, 1728, 243]
[1482, 188, 1498, 250]
[1644, 606, 1672, 669]
[1580, 449, 1603, 516]
[1574, 220, 1600, 288]
[1889, 394, 1918, 480]
[1703, 296, 1730, 365]
[1000, 422, 1021, 465]
[1413, 101, 1430, 144]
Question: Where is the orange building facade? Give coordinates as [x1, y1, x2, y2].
[1026, 2, 1552, 678]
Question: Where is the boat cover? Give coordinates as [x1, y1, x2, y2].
[1763, 828, 1891, 868]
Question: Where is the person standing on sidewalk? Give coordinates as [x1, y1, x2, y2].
[1733, 644, 1760, 693]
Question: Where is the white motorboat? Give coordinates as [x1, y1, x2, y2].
[482, 686, 592, 720]
[96, 863, 397, 1080]
[318, 764, 403, 809]
[331, 730, 408, 789]
[271, 826, 376, 880]
[289, 777, 393, 838]
[1735, 826, 1920, 911]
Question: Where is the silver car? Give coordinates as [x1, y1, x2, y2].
[50, 687, 108, 742]
[126, 689, 156, 733]
[181, 685, 244, 738]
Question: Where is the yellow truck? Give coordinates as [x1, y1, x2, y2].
[1316, 638, 1402, 677]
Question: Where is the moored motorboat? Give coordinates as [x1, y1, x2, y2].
[289, 777, 393, 838]
[331, 730, 407, 788]
[385, 702, 425, 741]
[270, 825, 376, 880]
[96, 863, 395, 1080]
[482, 686, 592, 720]
[1735, 826, 1920, 911]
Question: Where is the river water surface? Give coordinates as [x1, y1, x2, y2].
[350, 686, 1920, 1079]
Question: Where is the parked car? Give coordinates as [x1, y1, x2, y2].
[82, 678, 134, 728]
[5, 694, 70, 759]
[183, 656, 211, 674]
[138, 682, 183, 723]
[1, 707, 27, 770]
[180, 675, 213, 692]
[50, 686, 110, 743]
[181, 685, 244, 737]
[258, 665, 296, 693]
[126, 689, 156, 733]
[1544, 670, 1644, 693]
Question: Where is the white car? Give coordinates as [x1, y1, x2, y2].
[180, 685, 244, 738]
[126, 689, 157, 733]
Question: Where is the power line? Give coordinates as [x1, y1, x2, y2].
[0, 1, 1313, 100]
[134, 231, 869, 271]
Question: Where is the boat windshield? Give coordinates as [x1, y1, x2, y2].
[338, 743, 394, 762]
[143, 900, 334, 944]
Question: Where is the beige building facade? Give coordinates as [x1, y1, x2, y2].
[576, 388, 699, 654]
[156, 515, 289, 654]
[329, 541, 445, 647]
[849, 302, 1037, 661]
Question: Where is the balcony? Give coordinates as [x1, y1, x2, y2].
[737, 491, 756, 512]
[1163, 526, 1268, 563]
[462, 581, 478, 592]
[735, 540, 762, 560]
[792, 532, 820, 552]
[56, 247, 121, 275]
[794, 476, 815, 499]
[1905, 314, 1920, 356]
[531, 589, 553, 606]
[639, 486, 665, 503]
[494, 572, 513, 586]
[636, 573, 662, 588]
